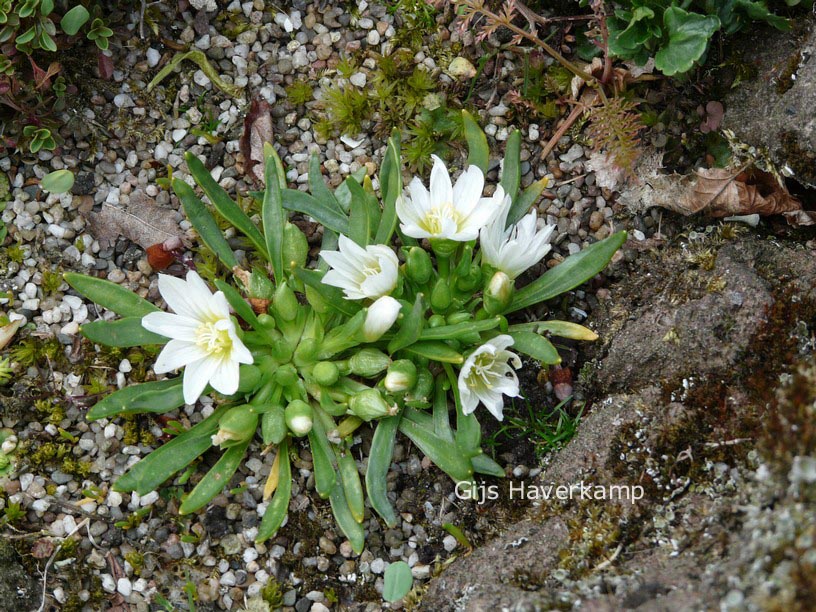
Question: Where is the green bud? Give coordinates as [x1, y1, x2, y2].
[273, 281, 299, 322]
[406, 246, 433, 285]
[237, 364, 262, 393]
[446, 312, 471, 325]
[257, 313, 276, 329]
[428, 314, 446, 328]
[430, 277, 452, 313]
[213, 405, 258, 447]
[313, 361, 340, 386]
[349, 348, 391, 377]
[282, 222, 309, 271]
[483, 271, 514, 315]
[408, 368, 434, 402]
[273, 363, 299, 387]
[262, 406, 287, 445]
[430, 238, 457, 258]
[270, 337, 294, 363]
[384, 359, 418, 393]
[349, 388, 395, 421]
[456, 266, 482, 292]
[285, 400, 313, 436]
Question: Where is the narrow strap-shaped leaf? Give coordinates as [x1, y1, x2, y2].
[214, 279, 260, 330]
[333, 180, 352, 213]
[257, 438, 292, 542]
[507, 177, 550, 228]
[295, 268, 360, 317]
[419, 317, 501, 341]
[388, 293, 425, 354]
[179, 438, 251, 514]
[87, 378, 184, 420]
[508, 330, 561, 364]
[462, 109, 489, 174]
[508, 320, 598, 341]
[329, 477, 366, 554]
[507, 231, 627, 313]
[173, 177, 237, 268]
[262, 142, 286, 283]
[347, 176, 373, 246]
[445, 363, 480, 455]
[308, 421, 338, 498]
[500, 129, 521, 202]
[432, 374, 454, 443]
[114, 406, 227, 495]
[404, 341, 463, 365]
[471, 453, 505, 477]
[363, 175, 382, 234]
[399, 415, 474, 483]
[282, 188, 350, 235]
[185, 152, 268, 260]
[81, 317, 167, 347]
[318, 229, 338, 273]
[308, 154, 343, 214]
[64, 273, 158, 317]
[366, 415, 400, 527]
[336, 445, 364, 523]
[374, 131, 402, 244]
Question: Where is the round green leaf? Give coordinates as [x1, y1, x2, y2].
[41, 169, 74, 194]
[383, 561, 413, 602]
[60, 5, 89, 36]
[654, 8, 720, 76]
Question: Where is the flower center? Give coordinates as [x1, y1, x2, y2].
[420, 202, 462, 236]
[195, 321, 232, 355]
[468, 353, 496, 389]
[361, 260, 382, 278]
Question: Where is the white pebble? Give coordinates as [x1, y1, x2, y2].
[349, 72, 367, 87]
[139, 491, 160, 506]
[119, 359, 132, 373]
[146, 48, 161, 67]
[172, 129, 187, 142]
[116, 578, 133, 598]
[442, 534, 458, 552]
[104, 424, 117, 439]
[101, 574, 116, 593]
[366, 30, 380, 45]
[113, 94, 134, 108]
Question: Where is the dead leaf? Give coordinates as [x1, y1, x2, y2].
[146, 236, 183, 270]
[0, 317, 21, 350]
[782, 210, 816, 227]
[98, 52, 114, 81]
[31, 538, 55, 559]
[87, 190, 187, 250]
[239, 98, 273, 184]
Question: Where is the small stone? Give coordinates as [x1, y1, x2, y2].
[442, 535, 458, 552]
[349, 72, 367, 87]
[589, 211, 605, 231]
[146, 48, 161, 67]
[221, 534, 243, 555]
[117, 578, 132, 598]
[366, 30, 380, 45]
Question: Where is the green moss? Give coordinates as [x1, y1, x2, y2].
[285, 79, 314, 106]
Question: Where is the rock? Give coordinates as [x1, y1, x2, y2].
[422, 235, 816, 611]
[0, 541, 38, 609]
[723, 24, 816, 186]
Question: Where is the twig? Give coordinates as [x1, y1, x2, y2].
[539, 100, 588, 162]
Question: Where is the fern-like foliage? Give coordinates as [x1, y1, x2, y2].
[586, 97, 645, 175]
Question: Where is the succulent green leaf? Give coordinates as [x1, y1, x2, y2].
[214, 279, 260, 330]
[81, 317, 167, 347]
[500, 129, 521, 202]
[115, 406, 227, 495]
[41, 169, 74, 194]
[374, 131, 402, 244]
[308, 154, 343, 214]
[257, 438, 292, 542]
[185, 152, 268, 260]
[87, 379, 184, 420]
[404, 341, 463, 364]
[399, 411, 474, 483]
[462, 109, 489, 173]
[262, 143, 286, 283]
[60, 5, 89, 35]
[307, 415, 338, 498]
[64, 273, 158, 317]
[179, 438, 251, 514]
[329, 476, 365, 554]
[388, 293, 425, 354]
[366, 415, 400, 527]
[471, 453, 505, 477]
[506, 177, 549, 227]
[336, 445, 364, 523]
[383, 561, 413, 602]
[347, 176, 374, 247]
[173, 178, 238, 268]
[281, 188, 350, 235]
[507, 231, 626, 313]
[508, 330, 560, 364]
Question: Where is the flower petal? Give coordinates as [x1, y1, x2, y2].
[141, 312, 199, 341]
[182, 355, 220, 404]
[209, 357, 240, 396]
[429, 155, 453, 207]
[153, 339, 208, 374]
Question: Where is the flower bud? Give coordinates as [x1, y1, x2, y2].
[273, 363, 299, 387]
[349, 348, 391, 377]
[273, 281, 299, 322]
[349, 388, 395, 421]
[406, 246, 433, 285]
[313, 362, 339, 387]
[293, 337, 319, 366]
[262, 406, 287, 445]
[407, 368, 434, 403]
[430, 277, 452, 313]
[282, 222, 309, 271]
[456, 266, 482, 292]
[483, 271, 514, 315]
[384, 359, 417, 393]
[237, 364, 262, 393]
[363, 295, 401, 342]
[428, 314, 446, 328]
[285, 400, 314, 437]
[446, 312, 471, 325]
[430, 238, 457, 258]
[212, 405, 258, 447]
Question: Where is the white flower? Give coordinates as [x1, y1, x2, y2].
[480, 200, 556, 279]
[396, 155, 502, 242]
[320, 234, 399, 300]
[363, 295, 401, 341]
[142, 270, 254, 405]
[458, 335, 522, 421]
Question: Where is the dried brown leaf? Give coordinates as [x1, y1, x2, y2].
[87, 191, 186, 250]
[239, 98, 273, 184]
